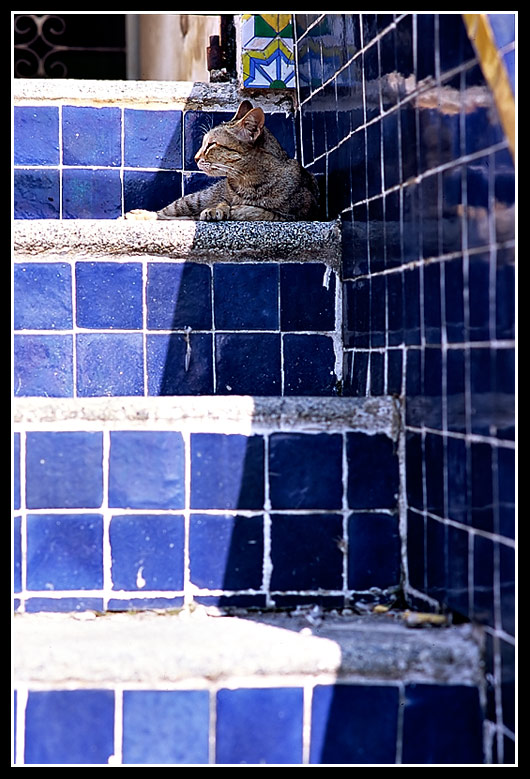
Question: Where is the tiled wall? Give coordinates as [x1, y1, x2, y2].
[13, 103, 296, 219]
[294, 13, 515, 763]
[14, 259, 340, 397]
[14, 423, 400, 613]
[15, 681, 483, 764]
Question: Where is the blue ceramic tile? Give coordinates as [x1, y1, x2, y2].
[263, 113, 296, 159]
[366, 121, 382, 198]
[386, 271, 403, 345]
[425, 515, 445, 601]
[487, 14, 515, 51]
[14, 169, 60, 219]
[25, 597, 104, 613]
[500, 638, 515, 733]
[283, 334, 337, 395]
[75, 262, 143, 329]
[444, 255, 465, 343]
[147, 263, 211, 330]
[503, 47, 515, 95]
[123, 169, 182, 213]
[406, 510, 425, 590]
[423, 348, 443, 429]
[280, 264, 336, 331]
[472, 533, 494, 624]
[386, 192, 403, 269]
[347, 433, 399, 509]
[215, 333, 281, 395]
[403, 265, 421, 345]
[402, 684, 483, 764]
[122, 690, 209, 765]
[14, 263, 72, 330]
[347, 512, 401, 590]
[386, 348, 403, 395]
[424, 433, 444, 515]
[189, 514, 264, 590]
[107, 596, 183, 611]
[215, 687, 303, 764]
[109, 431, 185, 510]
[146, 333, 214, 395]
[446, 436, 468, 524]
[446, 349, 466, 434]
[495, 250, 515, 340]
[110, 514, 184, 591]
[369, 273, 385, 346]
[423, 263, 442, 345]
[446, 524, 469, 616]
[62, 106, 121, 166]
[400, 106, 418, 181]
[190, 433, 264, 510]
[369, 351, 385, 395]
[470, 442, 494, 533]
[310, 684, 399, 764]
[343, 278, 370, 348]
[497, 446, 515, 539]
[124, 109, 182, 169]
[26, 513, 103, 590]
[14, 433, 21, 511]
[26, 432, 103, 509]
[500, 543, 515, 636]
[468, 253, 491, 341]
[382, 112, 400, 189]
[269, 433, 343, 510]
[405, 431, 423, 511]
[214, 264, 279, 330]
[76, 333, 144, 397]
[14, 515, 21, 592]
[14, 106, 59, 165]
[24, 690, 114, 765]
[442, 168, 463, 254]
[62, 168, 121, 219]
[270, 513, 343, 591]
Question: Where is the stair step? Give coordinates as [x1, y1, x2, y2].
[14, 395, 401, 614]
[13, 608, 485, 765]
[14, 219, 343, 399]
[13, 218, 341, 266]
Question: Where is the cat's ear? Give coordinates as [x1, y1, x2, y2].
[235, 107, 265, 142]
[231, 100, 253, 121]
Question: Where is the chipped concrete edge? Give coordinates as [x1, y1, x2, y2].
[13, 610, 485, 687]
[13, 396, 400, 438]
[13, 219, 342, 270]
[13, 78, 295, 113]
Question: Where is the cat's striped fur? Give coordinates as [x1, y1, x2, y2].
[125, 100, 319, 222]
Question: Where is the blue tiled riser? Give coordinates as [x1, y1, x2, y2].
[14, 428, 399, 612]
[14, 261, 340, 398]
[14, 682, 483, 764]
[14, 105, 296, 219]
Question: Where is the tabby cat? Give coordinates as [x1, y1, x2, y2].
[124, 100, 319, 222]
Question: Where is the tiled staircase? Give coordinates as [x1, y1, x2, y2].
[13, 81, 486, 765]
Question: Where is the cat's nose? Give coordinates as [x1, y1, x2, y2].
[194, 150, 202, 162]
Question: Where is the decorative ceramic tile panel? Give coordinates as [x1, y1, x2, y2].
[240, 13, 295, 88]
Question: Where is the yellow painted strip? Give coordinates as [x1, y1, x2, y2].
[462, 13, 515, 159]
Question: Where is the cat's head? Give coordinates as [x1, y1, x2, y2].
[194, 101, 285, 178]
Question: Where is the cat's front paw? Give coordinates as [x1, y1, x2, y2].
[199, 202, 231, 222]
[122, 209, 158, 221]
